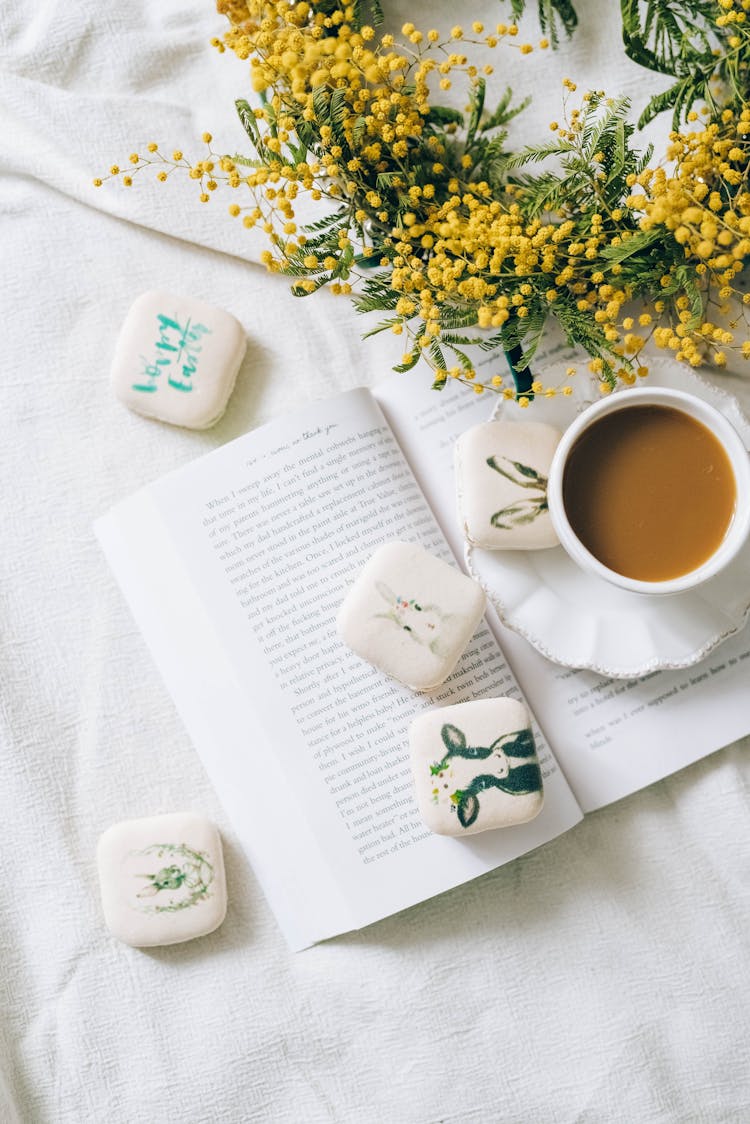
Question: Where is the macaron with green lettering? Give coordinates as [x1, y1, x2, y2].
[110, 290, 246, 429]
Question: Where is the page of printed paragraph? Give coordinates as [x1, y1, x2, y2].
[374, 358, 750, 813]
[99, 388, 581, 948]
[499, 628, 750, 811]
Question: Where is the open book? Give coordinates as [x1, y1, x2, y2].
[96, 364, 750, 950]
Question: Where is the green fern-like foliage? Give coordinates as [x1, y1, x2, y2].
[620, 0, 745, 127]
[503, 0, 578, 45]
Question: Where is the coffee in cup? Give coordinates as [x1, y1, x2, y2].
[547, 387, 750, 595]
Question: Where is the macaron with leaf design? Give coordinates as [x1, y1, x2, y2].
[455, 420, 562, 550]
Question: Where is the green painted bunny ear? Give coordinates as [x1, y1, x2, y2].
[457, 793, 479, 829]
[501, 728, 537, 758]
[375, 580, 396, 604]
[441, 723, 466, 754]
[497, 762, 543, 794]
[488, 728, 536, 757]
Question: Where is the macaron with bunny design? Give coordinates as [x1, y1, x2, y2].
[337, 541, 486, 691]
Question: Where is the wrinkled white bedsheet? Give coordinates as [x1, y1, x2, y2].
[1, 2, 749, 1121]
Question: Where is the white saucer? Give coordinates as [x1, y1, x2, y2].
[466, 359, 750, 678]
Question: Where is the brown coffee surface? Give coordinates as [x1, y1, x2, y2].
[562, 405, 736, 581]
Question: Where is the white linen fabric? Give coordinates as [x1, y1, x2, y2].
[1, 1, 749, 1121]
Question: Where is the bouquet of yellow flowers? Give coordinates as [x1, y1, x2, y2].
[99, 0, 750, 401]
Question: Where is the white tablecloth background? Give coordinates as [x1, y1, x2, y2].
[2, 2, 749, 1120]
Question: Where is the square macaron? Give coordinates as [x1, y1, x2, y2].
[410, 697, 544, 835]
[97, 812, 227, 947]
[455, 420, 561, 549]
[337, 541, 486, 691]
[110, 290, 246, 428]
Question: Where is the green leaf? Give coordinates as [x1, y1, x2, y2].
[332, 244, 354, 280]
[295, 121, 316, 151]
[481, 86, 531, 133]
[236, 100, 263, 154]
[503, 139, 576, 171]
[259, 89, 277, 138]
[440, 332, 489, 347]
[286, 141, 308, 165]
[329, 86, 349, 145]
[291, 273, 331, 296]
[428, 340, 448, 373]
[539, 0, 578, 44]
[621, 0, 721, 126]
[230, 153, 264, 168]
[600, 227, 662, 264]
[376, 171, 402, 195]
[392, 325, 425, 372]
[637, 75, 703, 130]
[352, 116, 366, 147]
[392, 350, 422, 373]
[424, 105, 465, 129]
[672, 266, 705, 327]
[500, 0, 578, 45]
[439, 306, 479, 330]
[362, 317, 400, 338]
[350, 0, 385, 26]
[312, 84, 331, 126]
[352, 282, 399, 314]
[302, 206, 349, 234]
[466, 77, 486, 150]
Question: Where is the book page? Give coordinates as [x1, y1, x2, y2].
[373, 347, 750, 813]
[496, 627, 750, 811]
[97, 388, 581, 950]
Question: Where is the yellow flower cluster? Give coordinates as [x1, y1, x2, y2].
[96, 0, 750, 399]
[214, 0, 530, 101]
[632, 106, 750, 367]
[205, 1, 562, 394]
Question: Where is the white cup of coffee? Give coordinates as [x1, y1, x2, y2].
[546, 386, 750, 595]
